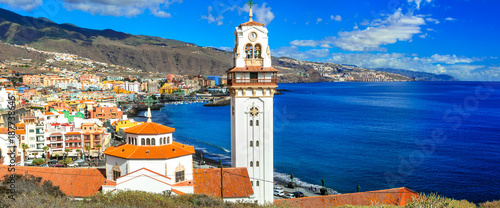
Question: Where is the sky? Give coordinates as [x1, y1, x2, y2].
[0, 0, 499, 81]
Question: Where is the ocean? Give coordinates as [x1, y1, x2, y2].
[137, 82, 500, 203]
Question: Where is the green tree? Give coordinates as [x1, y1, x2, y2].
[290, 173, 294, 182]
[85, 146, 91, 161]
[64, 149, 70, 160]
[321, 178, 325, 187]
[76, 149, 81, 159]
[21, 143, 29, 160]
[357, 184, 361, 192]
[42, 146, 49, 162]
[32, 158, 45, 166]
[96, 144, 102, 160]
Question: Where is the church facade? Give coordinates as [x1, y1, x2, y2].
[102, 120, 195, 195]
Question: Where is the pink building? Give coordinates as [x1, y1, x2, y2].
[167, 74, 175, 82]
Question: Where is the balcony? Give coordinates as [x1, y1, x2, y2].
[227, 78, 277, 86]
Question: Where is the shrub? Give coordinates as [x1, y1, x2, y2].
[480, 200, 500, 208]
[32, 158, 45, 166]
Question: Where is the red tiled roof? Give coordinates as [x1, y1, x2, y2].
[239, 21, 265, 27]
[15, 130, 25, 135]
[104, 179, 116, 186]
[124, 122, 175, 135]
[172, 180, 194, 187]
[227, 66, 279, 72]
[65, 132, 81, 135]
[0, 127, 8, 134]
[275, 187, 419, 207]
[193, 167, 253, 198]
[171, 188, 186, 195]
[103, 142, 195, 159]
[0, 166, 105, 197]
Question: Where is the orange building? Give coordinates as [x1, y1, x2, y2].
[89, 107, 123, 121]
[81, 123, 105, 152]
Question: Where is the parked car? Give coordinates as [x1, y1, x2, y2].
[24, 160, 33, 166]
[68, 163, 78, 167]
[274, 189, 284, 197]
[47, 159, 58, 166]
[39, 164, 49, 167]
[53, 163, 65, 168]
[292, 191, 304, 198]
[74, 159, 85, 164]
[274, 186, 284, 191]
[285, 193, 296, 199]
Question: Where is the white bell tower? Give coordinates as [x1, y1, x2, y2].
[228, 1, 278, 204]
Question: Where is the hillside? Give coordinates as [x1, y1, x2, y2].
[0, 8, 452, 81]
[374, 68, 457, 81]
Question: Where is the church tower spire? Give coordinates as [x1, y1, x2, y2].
[228, 1, 278, 204]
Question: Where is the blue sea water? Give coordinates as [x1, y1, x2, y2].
[140, 82, 500, 203]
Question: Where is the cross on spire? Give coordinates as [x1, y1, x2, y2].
[144, 96, 157, 122]
[247, 0, 256, 21]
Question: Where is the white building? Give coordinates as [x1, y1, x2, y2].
[102, 115, 195, 195]
[0, 126, 21, 165]
[228, 6, 279, 205]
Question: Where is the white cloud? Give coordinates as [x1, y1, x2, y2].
[272, 46, 330, 60]
[331, 15, 342, 22]
[425, 17, 440, 24]
[238, 2, 275, 25]
[201, 5, 228, 26]
[408, 0, 432, 10]
[0, 0, 42, 11]
[61, 0, 182, 17]
[327, 53, 499, 81]
[316, 18, 322, 24]
[290, 9, 426, 52]
[445, 17, 457, 21]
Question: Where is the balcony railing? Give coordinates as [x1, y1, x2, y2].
[228, 78, 277, 86]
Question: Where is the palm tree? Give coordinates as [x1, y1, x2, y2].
[42, 146, 49, 162]
[76, 149, 81, 159]
[85, 146, 91, 161]
[96, 144, 102, 160]
[64, 148, 70, 160]
[21, 143, 29, 160]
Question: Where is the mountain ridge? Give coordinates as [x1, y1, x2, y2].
[0, 8, 454, 81]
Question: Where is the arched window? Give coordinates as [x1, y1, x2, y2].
[146, 138, 151, 145]
[254, 44, 262, 59]
[141, 138, 145, 145]
[250, 120, 253, 126]
[245, 44, 253, 59]
[256, 141, 259, 147]
[256, 161, 259, 167]
[256, 120, 259, 126]
[250, 141, 253, 147]
[152, 138, 155, 145]
[250, 161, 253, 167]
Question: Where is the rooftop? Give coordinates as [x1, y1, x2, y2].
[103, 142, 194, 159]
[124, 122, 175, 135]
[0, 166, 106, 198]
[193, 167, 253, 198]
[275, 187, 419, 207]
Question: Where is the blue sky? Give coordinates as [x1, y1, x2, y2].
[1, 0, 499, 81]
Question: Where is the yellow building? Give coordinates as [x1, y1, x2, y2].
[113, 120, 144, 133]
[159, 83, 179, 94]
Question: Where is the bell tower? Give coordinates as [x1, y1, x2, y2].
[228, 0, 278, 204]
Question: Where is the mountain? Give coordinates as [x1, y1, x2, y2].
[373, 68, 457, 81]
[0, 8, 233, 75]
